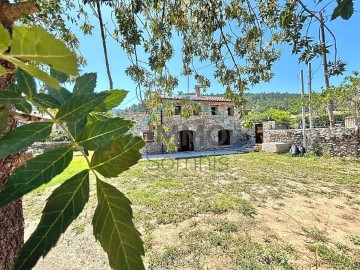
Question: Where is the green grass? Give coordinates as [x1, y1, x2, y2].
[26, 152, 360, 269]
[35, 153, 88, 192]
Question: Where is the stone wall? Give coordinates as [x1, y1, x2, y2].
[123, 112, 148, 123]
[29, 141, 72, 154]
[263, 127, 360, 157]
[125, 100, 247, 154]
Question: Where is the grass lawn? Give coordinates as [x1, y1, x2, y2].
[24, 152, 360, 269]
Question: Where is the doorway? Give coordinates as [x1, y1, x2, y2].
[178, 130, 194, 151]
[255, 123, 263, 143]
[218, 130, 231, 146]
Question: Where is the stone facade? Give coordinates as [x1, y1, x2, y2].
[124, 95, 247, 154]
[263, 127, 360, 157]
[28, 141, 71, 154]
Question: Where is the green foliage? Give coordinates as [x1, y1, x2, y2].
[0, 147, 73, 208]
[90, 135, 145, 178]
[93, 178, 145, 270]
[76, 117, 133, 150]
[0, 107, 9, 137]
[244, 92, 301, 114]
[95, 90, 128, 112]
[0, 91, 27, 105]
[47, 86, 72, 105]
[0, 24, 11, 52]
[33, 93, 61, 109]
[73, 72, 97, 95]
[0, 25, 77, 89]
[10, 26, 77, 75]
[0, 122, 53, 159]
[15, 101, 32, 114]
[289, 71, 360, 126]
[55, 92, 108, 121]
[245, 109, 291, 128]
[14, 170, 90, 270]
[16, 69, 36, 98]
[331, 0, 354, 20]
[0, 26, 145, 269]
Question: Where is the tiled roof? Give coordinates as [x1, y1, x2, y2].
[162, 94, 232, 102]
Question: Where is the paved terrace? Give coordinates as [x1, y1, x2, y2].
[141, 146, 251, 160]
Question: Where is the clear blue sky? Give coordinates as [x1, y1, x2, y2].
[73, 3, 360, 108]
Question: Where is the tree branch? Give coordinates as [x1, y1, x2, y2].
[298, 0, 338, 62]
[0, 0, 40, 27]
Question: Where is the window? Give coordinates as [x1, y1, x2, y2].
[228, 107, 234, 116]
[143, 131, 154, 142]
[211, 106, 218, 115]
[175, 105, 182, 115]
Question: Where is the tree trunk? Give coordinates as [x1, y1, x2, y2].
[0, 151, 30, 270]
[327, 102, 335, 128]
[0, 71, 29, 270]
[0, 1, 39, 269]
[95, 0, 113, 90]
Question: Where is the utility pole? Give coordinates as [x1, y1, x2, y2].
[301, 70, 307, 148]
[308, 62, 313, 129]
[320, 11, 335, 127]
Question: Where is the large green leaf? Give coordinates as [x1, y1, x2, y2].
[0, 24, 11, 52]
[90, 135, 144, 178]
[0, 65, 10, 76]
[16, 69, 36, 98]
[47, 86, 72, 105]
[0, 146, 73, 208]
[93, 178, 145, 270]
[15, 102, 32, 114]
[0, 91, 26, 105]
[10, 26, 78, 76]
[331, 0, 354, 20]
[73, 73, 97, 95]
[67, 117, 87, 138]
[87, 112, 112, 124]
[0, 107, 9, 137]
[33, 93, 61, 109]
[95, 90, 128, 112]
[76, 118, 133, 150]
[0, 122, 53, 159]
[55, 92, 108, 122]
[5, 82, 21, 94]
[14, 170, 89, 270]
[50, 67, 68, 83]
[9, 58, 60, 89]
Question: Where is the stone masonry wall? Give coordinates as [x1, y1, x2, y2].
[28, 141, 72, 154]
[125, 100, 247, 154]
[263, 127, 360, 157]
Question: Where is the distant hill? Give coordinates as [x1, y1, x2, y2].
[244, 92, 300, 114]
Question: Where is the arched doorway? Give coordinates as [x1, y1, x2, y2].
[178, 130, 194, 151]
[218, 130, 231, 146]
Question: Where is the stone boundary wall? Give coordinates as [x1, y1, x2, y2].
[123, 112, 149, 123]
[263, 127, 360, 157]
[29, 141, 72, 154]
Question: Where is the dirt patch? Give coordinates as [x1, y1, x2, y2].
[23, 153, 360, 269]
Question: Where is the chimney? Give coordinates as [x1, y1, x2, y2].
[195, 85, 201, 97]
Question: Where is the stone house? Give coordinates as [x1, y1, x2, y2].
[125, 87, 247, 154]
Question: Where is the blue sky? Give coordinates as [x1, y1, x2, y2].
[73, 3, 360, 108]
